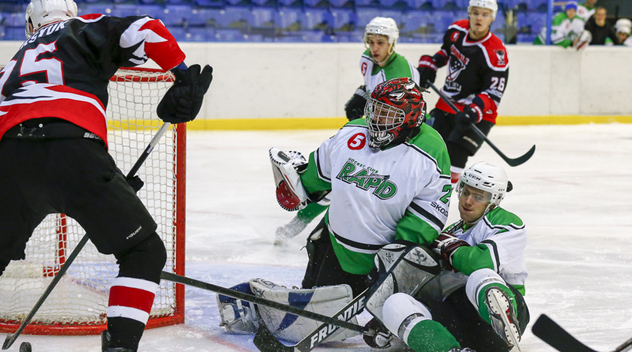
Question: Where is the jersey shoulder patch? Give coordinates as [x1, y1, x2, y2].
[485, 207, 524, 228]
[480, 34, 509, 69]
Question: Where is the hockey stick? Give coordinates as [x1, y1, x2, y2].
[160, 271, 369, 335]
[253, 288, 370, 352]
[2, 122, 172, 351]
[532, 314, 632, 352]
[425, 81, 535, 167]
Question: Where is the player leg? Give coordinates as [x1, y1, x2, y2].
[55, 139, 165, 352]
[446, 120, 493, 184]
[381, 292, 466, 352]
[465, 268, 529, 350]
[301, 218, 370, 296]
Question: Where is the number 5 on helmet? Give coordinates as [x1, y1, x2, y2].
[269, 147, 309, 211]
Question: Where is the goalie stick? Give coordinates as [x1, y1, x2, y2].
[253, 288, 370, 352]
[2, 123, 173, 351]
[160, 271, 370, 335]
[532, 314, 632, 352]
[425, 81, 535, 167]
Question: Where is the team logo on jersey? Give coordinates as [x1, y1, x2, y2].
[336, 159, 397, 200]
[495, 50, 506, 66]
[447, 46, 469, 82]
[347, 133, 367, 150]
[451, 31, 460, 42]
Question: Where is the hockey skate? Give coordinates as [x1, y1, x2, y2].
[274, 216, 308, 245]
[101, 330, 134, 352]
[448, 348, 476, 352]
[484, 287, 521, 350]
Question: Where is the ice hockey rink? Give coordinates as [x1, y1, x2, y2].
[3, 123, 632, 352]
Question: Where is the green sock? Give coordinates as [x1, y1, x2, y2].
[406, 319, 460, 352]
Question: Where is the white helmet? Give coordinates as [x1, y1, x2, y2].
[25, 0, 78, 38]
[363, 17, 399, 46]
[615, 18, 632, 35]
[456, 161, 512, 209]
[468, 0, 498, 20]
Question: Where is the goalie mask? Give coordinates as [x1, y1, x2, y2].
[364, 77, 425, 149]
[456, 161, 512, 215]
[25, 0, 77, 38]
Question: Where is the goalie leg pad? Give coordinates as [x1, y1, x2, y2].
[249, 278, 358, 343]
[269, 148, 309, 211]
[366, 242, 441, 321]
[217, 282, 259, 334]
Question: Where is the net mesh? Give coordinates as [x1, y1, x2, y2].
[0, 68, 184, 334]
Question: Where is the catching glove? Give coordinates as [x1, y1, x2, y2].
[363, 317, 394, 349]
[157, 64, 213, 124]
[345, 85, 368, 121]
[417, 55, 437, 88]
[455, 104, 483, 127]
[431, 232, 469, 271]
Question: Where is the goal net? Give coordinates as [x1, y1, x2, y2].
[0, 67, 185, 335]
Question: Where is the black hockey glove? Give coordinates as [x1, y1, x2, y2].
[417, 55, 437, 88]
[157, 64, 213, 124]
[455, 104, 483, 127]
[345, 85, 367, 121]
[363, 317, 394, 349]
[126, 175, 144, 193]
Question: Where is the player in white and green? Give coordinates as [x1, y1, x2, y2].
[534, 1, 585, 47]
[274, 16, 420, 246]
[379, 162, 529, 352]
[297, 78, 451, 296]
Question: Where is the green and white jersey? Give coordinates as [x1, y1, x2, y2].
[577, 3, 596, 21]
[300, 119, 451, 275]
[360, 50, 420, 95]
[534, 12, 585, 47]
[444, 206, 528, 294]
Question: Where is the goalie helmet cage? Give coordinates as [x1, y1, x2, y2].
[0, 67, 186, 335]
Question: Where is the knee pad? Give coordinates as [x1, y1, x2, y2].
[465, 268, 506, 309]
[114, 232, 166, 283]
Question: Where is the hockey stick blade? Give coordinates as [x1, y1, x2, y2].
[532, 314, 596, 352]
[160, 271, 368, 334]
[425, 80, 535, 167]
[532, 314, 632, 352]
[253, 288, 370, 352]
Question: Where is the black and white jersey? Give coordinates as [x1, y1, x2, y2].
[432, 19, 509, 124]
[0, 14, 185, 147]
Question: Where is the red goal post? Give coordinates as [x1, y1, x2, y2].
[0, 67, 186, 335]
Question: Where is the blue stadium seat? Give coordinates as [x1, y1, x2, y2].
[188, 27, 214, 41]
[355, 0, 380, 8]
[275, 8, 302, 30]
[162, 5, 192, 26]
[213, 28, 248, 41]
[517, 10, 546, 35]
[80, 4, 113, 15]
[110, 4, 139, 17]
[194, 0, 224, 8]
[429, 10, 456, 32]
[330, 8, 356, 31]
[278, 0, 303, 7]
[379, 0, 407, 10]
[188, 8, 212, 26]
[5, 25, 25, 40]
[329, 0, 353, 8]
[137, 5, 166, 19]
[216, 6, 253, 29]
[201, 8, 227, 28]
[454, 0, 468, 9]
[1, 12, 22, 27]
[300, 8, 332, 31]
[354, 7, 380, 28]
[251, 7, 275, 28]
[252, 0, 278, 8]
[401, 10, 433, 33]
[405, 0, 432, 10]
[304, 0, 329, 8]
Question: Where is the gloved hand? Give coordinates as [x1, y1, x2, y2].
[157, 64, 213, 124]
[126, 175, 144, 193]
[431, 232, 469, 271]
[363, 317, 394, 349]
[417, 55, 437, 88]
[455, 104, 483, 127]
[345, 85, 367, 121]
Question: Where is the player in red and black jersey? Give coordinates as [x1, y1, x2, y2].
[0, 0, 212, 350]
[417, 0, 508, 184]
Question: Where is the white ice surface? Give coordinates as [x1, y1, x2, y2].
[4, 123, 632, 352]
